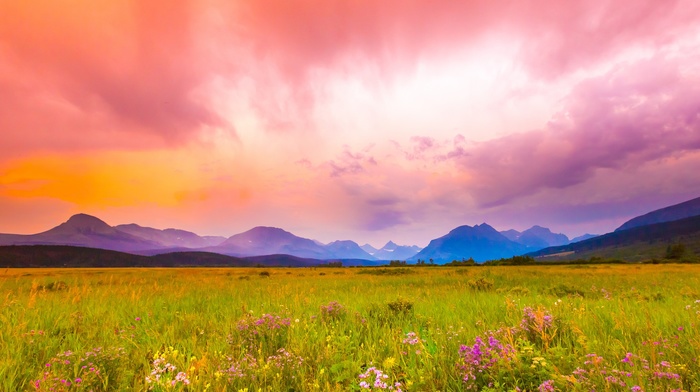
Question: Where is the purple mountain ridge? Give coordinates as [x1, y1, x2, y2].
[0, 214, 162, 252]
[115, 223, 226, 248]
[3, 195, 698, 264]
[570, 234, 599, 243]
[615, 195, 700, 232]
[211, 226, 335, 259]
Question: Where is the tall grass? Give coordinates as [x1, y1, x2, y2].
[1, 265, 699, 391]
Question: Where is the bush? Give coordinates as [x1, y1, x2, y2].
[666, 243, 687, 259]
[386, 298, 413, 315]
[546, 284, 584, 297]
[468, 277, 494, 291]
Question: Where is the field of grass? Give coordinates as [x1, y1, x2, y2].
[1, 265, 699, 391]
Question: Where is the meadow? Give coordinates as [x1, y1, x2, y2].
[1, 265, 699, 391]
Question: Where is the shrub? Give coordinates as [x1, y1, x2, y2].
[546, 284, 584, 297]
[386, 298, 413, 315]
[468, 277, 494, 291]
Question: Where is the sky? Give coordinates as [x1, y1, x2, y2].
[2, 0, 700, 247]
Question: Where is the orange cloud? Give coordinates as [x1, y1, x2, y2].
[0, 150, 215, 208]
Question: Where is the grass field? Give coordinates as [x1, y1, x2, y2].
[1, 265, 699, 391]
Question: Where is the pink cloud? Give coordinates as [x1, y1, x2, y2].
[326, 146, 377, 177]
[514, 1, 700, 78]
[3, 0, 699, 152]
[459, 54, 700, 207]
[0, 1, 232, 156]
[236, 0, 700, 123]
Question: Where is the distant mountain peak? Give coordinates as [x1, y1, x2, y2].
[57, 213, 114, 234]
[383, 240, 398, 250]
[256, 225, 285, 230]
[411, 222, 528, 263]
[360, 244, 378, 255]
[518, 225, 569, 249]
[66, 213, 108, 225]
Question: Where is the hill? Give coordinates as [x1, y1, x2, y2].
[0, 245, 341, 268]
[529, 215, 700, 261]
[616, 196, 700, 232]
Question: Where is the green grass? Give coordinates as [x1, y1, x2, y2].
[1, 265, 699, 391]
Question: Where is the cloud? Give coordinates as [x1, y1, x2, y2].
[2, 0, 699, 153]
[0, 0, 232, 156]
[234, 0, 700, 126]
[326, 146, 377, 177]
[459, 54, 700, 206]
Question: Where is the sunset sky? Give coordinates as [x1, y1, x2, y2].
[2, 0, 700, 246]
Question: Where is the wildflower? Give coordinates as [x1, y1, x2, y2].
[458, 333, 515, 387]
[538, 380, 555, 392]
[320, 301, 346, 320]
[621, 353, 634, 366]
[402, 332, 420, 346]
[357, 367, 402, 391]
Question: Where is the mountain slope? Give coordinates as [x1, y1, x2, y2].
[213, 226, 334, 259]
[325, 240, 376, 259]
[373, 241, 422, 260]
[410, 223, 529, 263]
[360, 244, 379, 255]
[570, 234, 598, 243]
[529, 215, 700, 261]
[500, 226, 569, 249]
[500, 229, 521, 242]
[616, 196, 700, 232]
[115, 224, 225, 248]
[517, 226, 569, 248]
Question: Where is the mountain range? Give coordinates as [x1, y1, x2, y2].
[529, 214, 700, 262]
[360, 241, 423, 260]
[0, 215, 414, 261]
[0, 214, 162, 252]
[2, 194, 699, 265]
